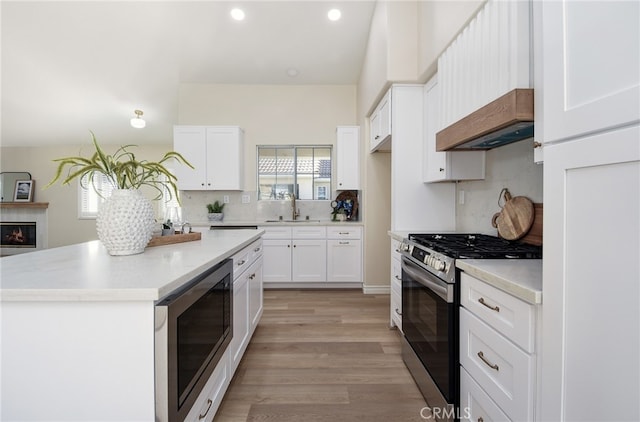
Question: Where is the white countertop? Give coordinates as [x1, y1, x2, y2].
[456, 259, 542, 304]
[203, 220, 364, 228]
[0, 229, 264, 302]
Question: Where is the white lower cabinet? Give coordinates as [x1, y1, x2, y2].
[459, 273, 538, 422]
[389, 238, 402, 330]
[192, 238, 263, 420]
[261, 225, 363, 287]
[327, 226, 362, 283]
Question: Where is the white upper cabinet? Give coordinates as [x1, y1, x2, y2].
[438, 0, 531, 129]
[423, 74, 485, 183]
[336, 126, 360, 190]
[173, 126, 244, 191]
[369, 89, 392, 152]
[540, 1, 640, 143]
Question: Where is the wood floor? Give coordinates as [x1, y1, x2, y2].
[214, 289, 428, 421]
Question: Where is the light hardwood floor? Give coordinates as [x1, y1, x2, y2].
[215, 289, 428, 421]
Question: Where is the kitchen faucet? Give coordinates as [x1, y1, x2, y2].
[291, 193, 300, 221]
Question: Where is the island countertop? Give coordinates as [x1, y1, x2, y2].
[0, 228, 264, 302]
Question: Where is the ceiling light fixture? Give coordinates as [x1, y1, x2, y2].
[130, 109, 146, 129]
[328, 9, 341, 21]
[287, 68, 299, 77]
[230, 8, 245, 21]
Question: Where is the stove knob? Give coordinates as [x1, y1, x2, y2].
[436, 260, 446, 272]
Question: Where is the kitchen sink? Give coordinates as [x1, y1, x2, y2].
[263, 219, 321, 223]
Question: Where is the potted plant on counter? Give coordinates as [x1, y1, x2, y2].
[207, 200, 225, 221]
[46, 131, 193, 256]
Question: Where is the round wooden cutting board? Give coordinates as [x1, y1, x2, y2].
[491, 189, 535, 240]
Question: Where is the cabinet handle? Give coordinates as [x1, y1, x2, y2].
[254, 247, 261, 252]
[198, 398, 212, 420]
[477, 351, 499, 371]
[339, 232, 349, 235]
[395, 308, 402, 316]
[375, 135, 380, 140]
[439, 168, 444, 172]
[478, 297, 500, 312]
[395, 275, 401, 280]
[339, 241, 350, 245]
[533, 141, 542, 148]
[237, 260, 246, 266]
[249, 273, 256, 280]
[293, 244, 296, 248]
[201, 183, 205, 186]
[287, 244, 290, 248]
[478, 418, 484, 422]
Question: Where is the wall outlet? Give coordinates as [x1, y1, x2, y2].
[223, 195, 229, 204]
[241, 194, 250, 204]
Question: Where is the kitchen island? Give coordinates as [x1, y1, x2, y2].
[0, 228, 263, 421]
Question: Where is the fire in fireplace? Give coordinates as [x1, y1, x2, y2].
[1, 222, 36, 248]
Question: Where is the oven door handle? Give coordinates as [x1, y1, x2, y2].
[402, 257, 454, 303]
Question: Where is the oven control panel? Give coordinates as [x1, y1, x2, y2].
[400, 239, 455, 283]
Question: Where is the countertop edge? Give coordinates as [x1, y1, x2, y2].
[456, 259, 542, 305]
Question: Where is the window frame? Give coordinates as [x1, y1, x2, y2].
[256, 145, 332, 201]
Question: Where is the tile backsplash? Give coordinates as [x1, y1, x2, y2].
[178, 191, 337, 224]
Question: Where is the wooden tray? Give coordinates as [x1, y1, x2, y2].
[147, 231, 201, 248]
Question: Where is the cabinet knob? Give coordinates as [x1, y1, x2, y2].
[533, 141, 542, 149]
[201, 183, 205, 186]
[439, 168, 445, 172]
[375, 135, 380, 140]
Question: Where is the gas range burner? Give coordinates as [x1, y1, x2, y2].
[408, 233, 542, 259]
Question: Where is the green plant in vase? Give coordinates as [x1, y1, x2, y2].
[46, 131, 193, 255]
[206, 200, 225, 221]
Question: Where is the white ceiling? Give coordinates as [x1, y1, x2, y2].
[1, 1, 376, 147]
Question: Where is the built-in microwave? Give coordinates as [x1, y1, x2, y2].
[155, 258, 233, 422]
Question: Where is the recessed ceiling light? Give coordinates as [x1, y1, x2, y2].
[287, 68, 299, 77]
[328, 9, 341, 21]
[230, 8, 245, 21]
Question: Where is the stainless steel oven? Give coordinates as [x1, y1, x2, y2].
[399, 233, 542, 421]
[401, 254, 458, 420]
[155, 258, 233, 422]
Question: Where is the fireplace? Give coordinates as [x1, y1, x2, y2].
[0, 202, 48, 256]
[1, 222, 37, 249]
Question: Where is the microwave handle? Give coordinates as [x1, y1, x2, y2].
[402, 257, 454, 303]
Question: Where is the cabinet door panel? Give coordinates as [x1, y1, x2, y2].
[248, 256, 263, 332]
[174, 126, 207, 190]
[336, 126, 360, 190]
[207, 127, 243, 190]
[542, 126, 640, 421]
[542, 1, 640, 143]
[327, 239, 361, 282]
[229, 272, 249, 373]
[292, 239, 326, 282]
[262, 240, 292, 282]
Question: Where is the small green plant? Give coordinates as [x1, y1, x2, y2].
[206, 200, 225, 213]
[46, 131, 193, 201]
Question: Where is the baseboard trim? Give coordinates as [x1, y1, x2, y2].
[265, 282, 362, 289]
[362, 285, 390, 294]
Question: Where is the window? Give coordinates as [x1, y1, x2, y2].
[78, 173, 178, 219]
[257, 146, 332, 200]
[78, 174, 115, 219]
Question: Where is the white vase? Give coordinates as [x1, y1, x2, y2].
[96, 189, 155, 256]
[208, 213, 224, 222]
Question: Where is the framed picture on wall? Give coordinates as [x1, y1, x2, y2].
[14, 180, 34, 202]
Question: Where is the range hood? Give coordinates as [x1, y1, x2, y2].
[436, 89, 534, 151]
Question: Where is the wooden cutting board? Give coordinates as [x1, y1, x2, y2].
[491, 189, 535, 241]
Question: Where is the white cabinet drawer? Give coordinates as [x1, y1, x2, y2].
[260, 226, 293, 239]
[292, 226, 326, 239]
[390, 275, 402, 330]
[326, 226, 362, 239]
[248, 238, 263, 261]
[461, 272, 535, 353]
[184, 351, 230, 422]
[460, 308, 534, 421]
[231, 247, 251, 278]
[460, 367, 511, 422]
[391, 255, 401, 283]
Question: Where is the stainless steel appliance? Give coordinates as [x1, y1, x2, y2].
[399, 233, 541, 420]
[155, 259, 233, 422]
